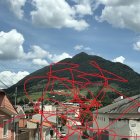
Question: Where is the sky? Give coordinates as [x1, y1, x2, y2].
[0, 0, 140, 89]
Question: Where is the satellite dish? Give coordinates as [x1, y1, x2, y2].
[138, 107, 140, 113]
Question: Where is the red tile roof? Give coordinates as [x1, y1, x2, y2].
[0, 90, 17, 115]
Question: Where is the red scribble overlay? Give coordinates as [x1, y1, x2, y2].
[1, 61, 140, 140]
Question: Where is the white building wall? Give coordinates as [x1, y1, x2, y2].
[40, 105, 56, 112]
[92, 114, 140, 140]
[92, 113, 110, 139]
[92, 114, 109, 130]
[27, 121, 51, 140]
[129, 120, 140, 140]
[108, 119, 140, 140]
[109, 119, 130, 140]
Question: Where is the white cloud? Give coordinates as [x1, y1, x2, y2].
[6, 0, 26, 19]
[27, 48, 72, 63]
[0, 51, 3, 54]
[133, 41, 140, 51]
[74, 45, 84, 50]
[98, 0, 139, 6]
[51, 52, 72, 62]
[0, 29, 72, 66]
[0, 29, 25, 60]
[32, 58, 49, 66]
[74, 0, 93, 16]
[30, 0, 89, 31]
[74, 45, 91, 51]
[0, 29, 51, 61]
[84, 47, 91, 51]
[0, 71, 29, 89]
[113, 56, 125, 63]
[25, 45, 52, 60]
[96, 0, 140, 32]
[31, 51, 72, 64]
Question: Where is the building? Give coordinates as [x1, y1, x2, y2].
[92, 94, 140, 140]
[0, 90, 18, 140]
[57, 102, 81, 126]
[30, 112, 57, 139]
[14, 105, 27, 128]
[27, 119, 52, 140]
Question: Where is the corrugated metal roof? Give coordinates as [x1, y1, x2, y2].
[95, 94, 140, 114]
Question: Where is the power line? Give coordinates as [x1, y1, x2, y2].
[0, 64, 16, 89]
[0, 79, 9, 88]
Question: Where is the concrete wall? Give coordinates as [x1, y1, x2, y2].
[92, 113, 140, 140]
[129, 120, 140, 140]
[109, 119, 130, 140]
[39, 105, 56, 112]
[92, 114, 109, 130]
[27, 121, 51, 140]
[92, 113, 110, 140]
[27, 121, 37, 129]
[19, 119, 27, 128]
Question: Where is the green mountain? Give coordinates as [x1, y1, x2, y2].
[5, 52, 140, 104]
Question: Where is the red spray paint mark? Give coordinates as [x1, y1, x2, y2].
[1, 61, 140, 140]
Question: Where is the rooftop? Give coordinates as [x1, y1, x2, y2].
[0, 90, 17, 115]
[28, 119, 52, 127]
[94, 94, 140, 114]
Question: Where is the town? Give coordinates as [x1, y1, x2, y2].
[1, 89, 140, 140]
[0, 0, 140, 140]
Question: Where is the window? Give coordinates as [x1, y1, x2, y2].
[3, 120, 8, 138]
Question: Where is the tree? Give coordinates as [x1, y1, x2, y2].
[24, 98, 29, 104]
[82, 130, 89, 139]
[86, 91, 93, 99]
[58, 114, 67, 126]
[18, 98, 24, 105]
[79, 110, 93, 126]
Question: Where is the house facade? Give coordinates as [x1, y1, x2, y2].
[92, 94, 140, 140]
[0, 90, 17, 140]
[27, 119, 52, 140]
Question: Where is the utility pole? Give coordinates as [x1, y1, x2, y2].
[0, 80, 9, 89]
[40, 88, 44, 140]
[11, 115, 15, 140]
[56, 106, 58, 139]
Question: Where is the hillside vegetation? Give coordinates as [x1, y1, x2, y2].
[5, 52, 140, 105]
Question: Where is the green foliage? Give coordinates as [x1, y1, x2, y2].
[18, 98, 25, 105]
[86, 91, 93, 99]
[58, 115, 67, 126]
[24, 98, 29, 104]
[25, 109, 34, 114]
[82, 130, 89, 139]
[79, 110, 93, 126]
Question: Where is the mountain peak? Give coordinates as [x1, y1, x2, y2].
[5, 52, 140, 102]
[73, 52, 89, 58]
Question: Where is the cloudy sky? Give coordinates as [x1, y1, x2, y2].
[0, 0, 140, 89]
